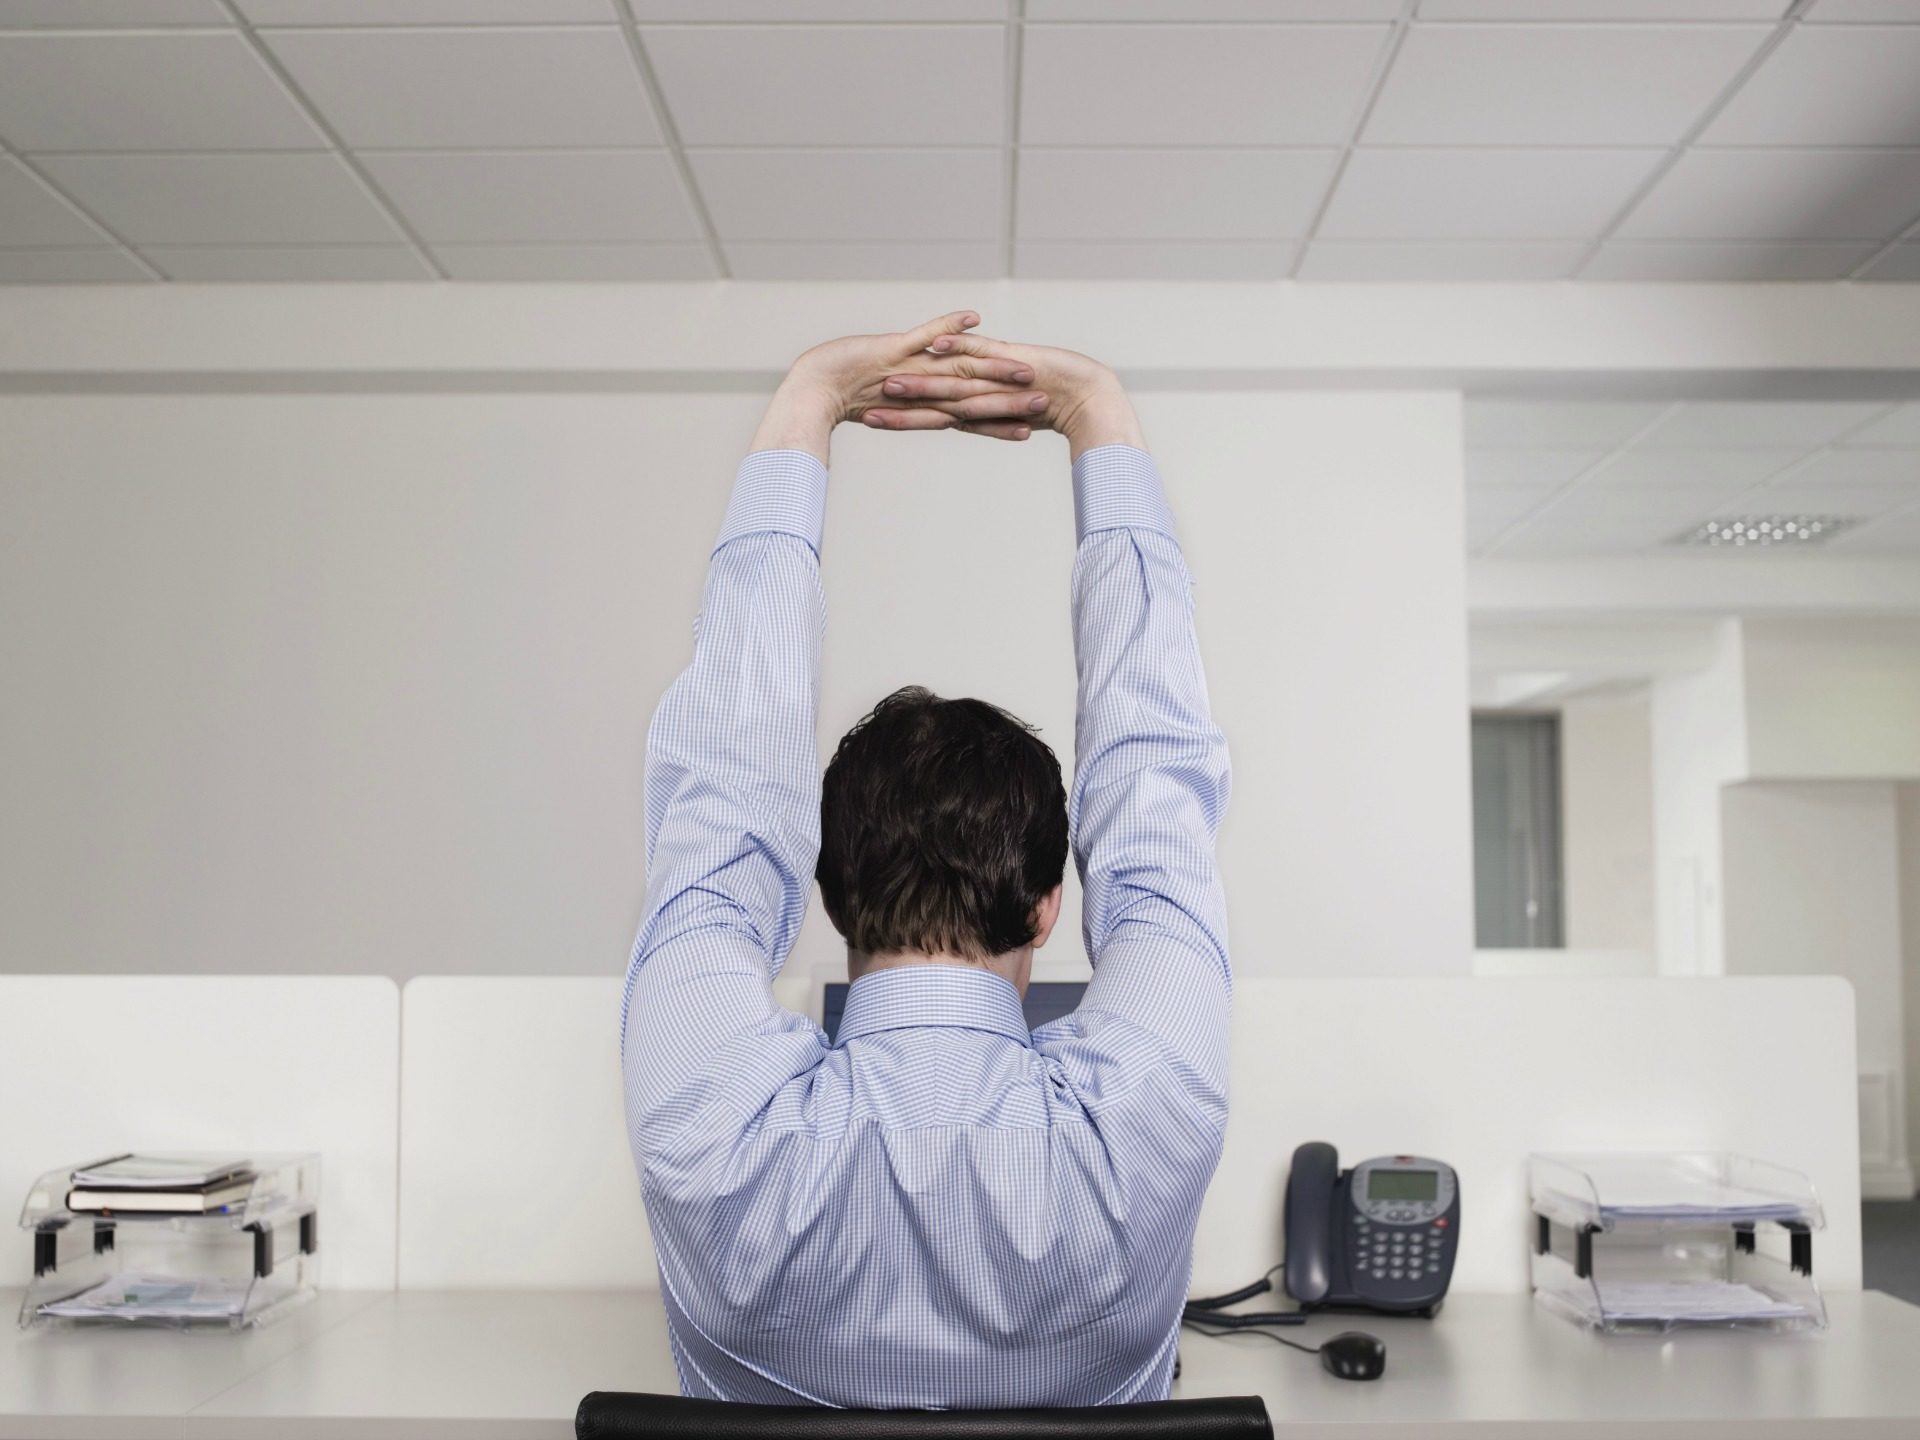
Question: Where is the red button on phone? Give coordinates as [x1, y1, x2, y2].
[1434, 1217, 1450, 1228]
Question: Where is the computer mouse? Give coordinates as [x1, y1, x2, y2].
[1319, 1331, 1386, 1381]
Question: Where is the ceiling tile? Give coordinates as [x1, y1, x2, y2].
[691, 148, 1002, 241]
[1845, 403, 1920, 445]
[1465, 401, 1667, 448]
[1826, 509, 1920, 554]
[1466, 484, 1553, 547]
[1028, 1, 1401, 15]
[644, 25, 1004, 147]
[1365, 24, 1771, 146]
[263, 28, 657, 149]
[1498, 495, 1735, 554]
[1493, 524, 1682, 556]
[0, 246, 149, 279]
[1520, 482, 1736, 526]
[1781, 447, 1920, 484]
[1615, 149, 1920, 240]
[0, 33, 323, 152]
[631, 1, 1002, 15]
[1806, 0, 1920, 17]
[1638, 400, 1888, 447]
[1586, 447, 1796, 488]
[1419, 1, 1788, 15]
[1317, 148, 1661, 239]
[1017, 149, 1334, 240]
[240, 1, 612, 20]
[145, 244, 433, 279]
[1859, 243, 1920, 280]
[1700, 25, 1920, 144]
[1295, 239, 1586, 279]
[1581, 239, 1877, 279]
[363, 150, 698, 243]
[722, 241, 1002, 279]
[1020, 24, 1387, 145]
[1465, 448, 1608, 487]
[434, 242, 716, 279]
[0, 1, 228, 23]
[0, 158, 115, 246]
[1740, 481, 1920, 516]
[1014, 240, 1298, 279]
[35, 152, 404, 243]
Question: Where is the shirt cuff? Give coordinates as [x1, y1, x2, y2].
[1072, 444, 1177, 543]
[715, 449, 829, 554]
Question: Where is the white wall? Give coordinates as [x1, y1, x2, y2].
[1741, 619, 1920, 781]
[1722, 782, 1912, 1199]
[0, 388, 1472, 980]
[1649, 619, 1748, 976]
[1559, 690, 1655, 954]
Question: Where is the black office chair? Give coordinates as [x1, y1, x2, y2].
[577, 1392, 1273, 1440]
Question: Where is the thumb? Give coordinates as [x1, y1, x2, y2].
[898, 310, 981, 357]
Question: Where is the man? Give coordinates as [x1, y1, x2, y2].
[623, 312, 1231, 1408]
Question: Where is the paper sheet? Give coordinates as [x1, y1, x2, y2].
[1594, 1280, 1809, 1322]
[38, 1273, 250, 1321]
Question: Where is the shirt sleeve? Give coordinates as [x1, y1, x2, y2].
[620, 449, 831, 1154]
[1042, 444, 1232, 1129]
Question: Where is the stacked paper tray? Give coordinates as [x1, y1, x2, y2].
[17, 1153, 321, 1332]
[1528, 1153, 1827, 1334]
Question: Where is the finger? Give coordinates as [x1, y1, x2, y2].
[924, 329, 1010, 359]
[897, 310, 980, 358]
[956, 390, 1049, 421]
[957, 420, 1032, 442]
[893, 356, 1035, 387]
[880, 374, 1031, 403]
[910, 391, 1050, 422]
[862, 408, 1033, 441]
[860, 407, 958, 432]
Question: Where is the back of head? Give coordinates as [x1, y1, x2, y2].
[818, 686, 1069, 962]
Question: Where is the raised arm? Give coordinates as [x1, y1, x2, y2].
[869, 345, 1232, 1119]
[622, 313, 1048, 1151]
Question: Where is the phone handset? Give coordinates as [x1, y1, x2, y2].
[1283, 1140, 1340, 1306]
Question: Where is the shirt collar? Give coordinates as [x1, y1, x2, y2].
[834, 965, 1031, 1049]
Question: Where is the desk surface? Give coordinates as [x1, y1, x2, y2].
[5, 1288, 1920, 1439]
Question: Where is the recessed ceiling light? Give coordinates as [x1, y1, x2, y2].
[1669, 515, 1858, 549]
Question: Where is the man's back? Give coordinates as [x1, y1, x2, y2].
[623, 316, 1231, 1408]
[636, 968, 1223, 1406]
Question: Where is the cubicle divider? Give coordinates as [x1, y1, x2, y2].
[396, 976, 648, 1289]
[0, 974, 1858, 1299]
[1192, 976, 1862, 1294]
[0, 975, 401, 1290]
[394, 974, 1863, 1295]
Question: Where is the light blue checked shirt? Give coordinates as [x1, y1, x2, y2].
[623, 443, 1231, 1408]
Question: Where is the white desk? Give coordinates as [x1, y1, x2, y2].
[5, 1288, 1920, 1439]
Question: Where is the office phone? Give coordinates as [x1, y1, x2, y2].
[1284, 1142, 1459, 1317]
[1182, 1142, 1459, 1381]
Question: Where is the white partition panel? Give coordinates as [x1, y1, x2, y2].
[0, 976, 400, 1289]
[399, 975, 1860, 1295]
[1193, 976, 1861, 1295]
[396, 972, 820, 1289]
[398, 977, 645, 1288]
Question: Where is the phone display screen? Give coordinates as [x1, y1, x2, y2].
[1366, 1169, 1438, 1202]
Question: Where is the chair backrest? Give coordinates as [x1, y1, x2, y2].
[576, 1392, 1273, 1440]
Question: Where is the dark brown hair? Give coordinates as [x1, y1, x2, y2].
[817, 686, 1069, 961]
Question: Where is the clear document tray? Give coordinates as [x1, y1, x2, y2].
[18, 1153, 320, 1331]
[1529, 1153, 1826, 1334]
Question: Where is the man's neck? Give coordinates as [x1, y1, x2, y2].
[848, 947, 1032, 995]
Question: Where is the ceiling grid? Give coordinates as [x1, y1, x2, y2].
[1, 0, 1917, 283]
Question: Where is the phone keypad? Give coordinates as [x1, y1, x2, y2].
[1353, 1213, 1451, 1286]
